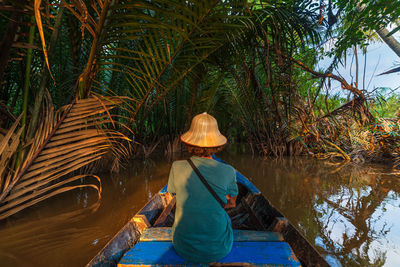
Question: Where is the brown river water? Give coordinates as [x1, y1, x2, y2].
[1, 147, 400, 266]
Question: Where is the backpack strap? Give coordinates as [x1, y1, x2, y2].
[187, 158, 225, 209]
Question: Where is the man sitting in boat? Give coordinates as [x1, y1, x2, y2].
[167, 112, 238, 263]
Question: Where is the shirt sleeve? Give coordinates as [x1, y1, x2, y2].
[227, 166, 238, 197]
[167, 162, 176, 194]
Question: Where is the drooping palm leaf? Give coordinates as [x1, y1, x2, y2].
[0, 115, 23, 192]
[0, 95, 130, 220]
[34, 0, 53, 79]
[378, 66, 400, 76]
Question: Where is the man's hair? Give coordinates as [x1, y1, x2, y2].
[185, 144, 224, 157]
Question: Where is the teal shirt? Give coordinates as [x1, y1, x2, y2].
[167, 156, 238, 263]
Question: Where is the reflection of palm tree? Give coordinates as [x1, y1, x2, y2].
[242, 156, 394, 266]
[315, 172, 392, 266]
[223, 145, 398, 266]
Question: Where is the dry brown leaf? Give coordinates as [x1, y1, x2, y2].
[0, 96, 130, 220]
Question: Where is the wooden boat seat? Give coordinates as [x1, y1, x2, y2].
[139, 227, 284, 242]
[118, 227, 299, 266]
[118, 240, 300, 266]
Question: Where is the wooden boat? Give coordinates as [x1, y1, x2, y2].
[87, 156, 329, 267]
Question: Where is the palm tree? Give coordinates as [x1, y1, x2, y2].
[0, 0, 252, 219]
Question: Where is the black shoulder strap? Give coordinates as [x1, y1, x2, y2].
[187, 158, 225, 209]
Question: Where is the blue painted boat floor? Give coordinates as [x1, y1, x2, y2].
[118, 228, 299, 266]
[119, 241, 300, 266]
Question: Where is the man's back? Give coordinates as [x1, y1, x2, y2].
[167, 156, 238, 263]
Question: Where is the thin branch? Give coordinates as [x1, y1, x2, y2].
[276, 50, 364, 97]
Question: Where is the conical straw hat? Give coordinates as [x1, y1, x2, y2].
[181, 112, 227, 147]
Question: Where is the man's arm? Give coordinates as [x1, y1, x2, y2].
[224, 195, 237, 209]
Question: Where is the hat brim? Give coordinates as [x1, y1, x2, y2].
[180, 135, 227, 148]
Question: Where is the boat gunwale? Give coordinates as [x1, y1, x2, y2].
[86, 192, 171, 266]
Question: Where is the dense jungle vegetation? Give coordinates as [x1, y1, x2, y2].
[0, 0, 400, 220]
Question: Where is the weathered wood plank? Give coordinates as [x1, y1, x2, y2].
[153, 196, 176, 227]
[241, 197, 266, 231]
[137, 194, 165, 225]
[118, 241, 300, 266]
[131, 215, 150, 233]
[270, 217, 289, 232]
[140, 227, 283, 242]
[252, 193, 330, 267]
[87, 193, 169, 267]
[87, 221, 140, 267]
[233, 229, 283, 242]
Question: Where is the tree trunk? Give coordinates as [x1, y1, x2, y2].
[27, 8, 64, 140]
[355, 3, 400, 58]
[376, 27, 400, 58]
[21, 17, 36, 141]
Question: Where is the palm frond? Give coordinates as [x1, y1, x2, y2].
[0, 95, 130, 220]
[378, 66, 400, 76]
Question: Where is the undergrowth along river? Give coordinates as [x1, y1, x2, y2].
[0, 147, 399, 266]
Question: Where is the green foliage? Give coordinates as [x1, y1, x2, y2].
[0, 0, 399, 154]
[371, 88, 400, 118]
[325, 0, 400, 57]
[133, 0, 324, 155]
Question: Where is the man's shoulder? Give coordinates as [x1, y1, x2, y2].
[216, 161, 235, 174]
[172, 160, 189, 169]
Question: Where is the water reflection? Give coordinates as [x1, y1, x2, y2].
[0, 157, 171, 266]
[0, 151, 399, 266]
[222, 152, 400, 266]
[316, 167, 395, 266]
